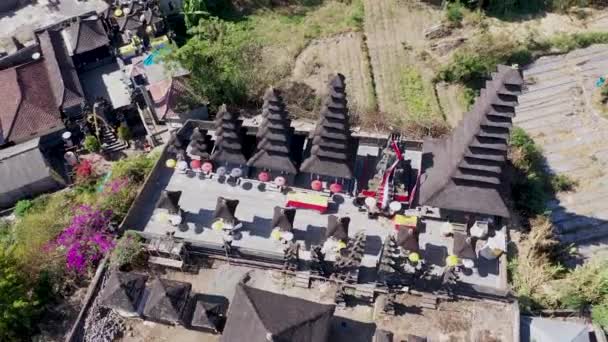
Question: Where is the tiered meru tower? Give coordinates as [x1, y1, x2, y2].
[418, 65, 524, 219]
[300, 73, 355, 181]
[211, 104, 247, 167]
[247, 88, 297, 178]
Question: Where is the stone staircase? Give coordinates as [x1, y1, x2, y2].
[514, 44, 608, 252]
[100, 125, 127, 153]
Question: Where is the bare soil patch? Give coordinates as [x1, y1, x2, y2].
[376, 294, 515, 341]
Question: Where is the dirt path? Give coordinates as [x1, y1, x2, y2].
[292, 32, 376, 116]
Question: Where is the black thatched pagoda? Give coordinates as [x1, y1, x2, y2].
[221, 283, 335, 342]
[247, 88, 297, 180]
[326, 215, 350, 242]
[418, 65, 524, 219]
[300, 74, 355, 182]
[271, 206, 296, 232]
[143, 278, 192, 325]
[99, 271, 147, 317]
[186, 294, 228, 333]
[156, 190, 182, 215]
[213, 197, 239, 225]
[187, 127, 211, 161]
[211, 105, 247, 168]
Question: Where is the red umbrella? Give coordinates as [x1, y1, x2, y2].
[190, 159, 202, 170]
[311, 180, 323, 191]
[329, 183, 343, 193]
[201, 162, 213, 173]
[258, 171, 270, 182]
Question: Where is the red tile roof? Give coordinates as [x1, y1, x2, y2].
[0, 60, 64, 144]
[147, 77, 195, 120]
[0, 68, 22, 145]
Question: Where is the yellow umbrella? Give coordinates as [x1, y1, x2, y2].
[408, 252, 421, 263]
[271, 229, 281, 241]
[114, 8, 124, 17]
[335, 240, 347, 251]
[165, 159, 176, 168]
[446, 255, 459, 267]
[211, 219, 224, 231]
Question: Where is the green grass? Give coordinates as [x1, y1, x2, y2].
[245, 0, 364, 57]
[172, 0, 364, 108]
[445, 1, 465, 24]
[400, 66, 441, 120]
[439, 31, 608, 87]
[397, 66, 448, 138]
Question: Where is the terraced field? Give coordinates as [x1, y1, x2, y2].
[514, 44, 608, 257]
[292, 32, 376, 116]
[362, 0, 441, 117]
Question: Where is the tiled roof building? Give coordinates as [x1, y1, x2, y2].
[0, 60, 64, 144]
[222, 284, 335, 342]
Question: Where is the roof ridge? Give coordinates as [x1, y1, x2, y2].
[1, 67, 23, 143]
[73, 19, 83, 54]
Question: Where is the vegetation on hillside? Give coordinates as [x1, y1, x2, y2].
[0, 153, 158, 340]
[446, 0, 606, 18]
[168, 0, 364, 110]
[399, 67, 449, 138]
[508, 129, 608, 329]
[438, 31, 608, 89]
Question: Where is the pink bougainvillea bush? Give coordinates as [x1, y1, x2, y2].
[55, 205, 115, 274]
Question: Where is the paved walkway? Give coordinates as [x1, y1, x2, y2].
[514, 44, 608, 255]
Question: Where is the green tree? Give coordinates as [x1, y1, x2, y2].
[83, 135, 101, 153]
[183, 0, 209, 30]
[0, 247, 39, 341]
[168, 17, 257, 106]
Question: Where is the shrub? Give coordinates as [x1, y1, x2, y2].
[110, 153, 158, 184]
[14, 200, 33, 218]
[83, 135, 101, 153]
[100, 182, 138, 223]
[110, 232, 146, 270]
[551, 174, 578, 192]
[0, 246, 40, 341]
[509, 127, 552, 216]
[116, 125, 132, 143]
[54, 206, 115, 274]
[548, 32, 608, 52]
[592, 301, 608, 331]
[445, 2, 465, 24]
[557, 260, 608, 309]
[510, 216, 562, 311]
